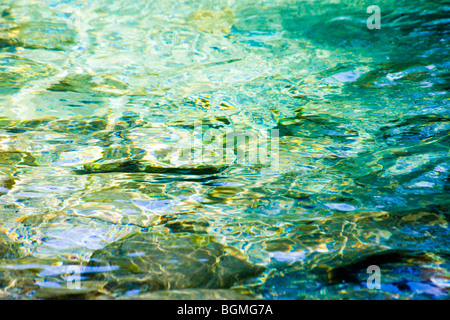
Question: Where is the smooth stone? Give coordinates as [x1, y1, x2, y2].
[87, 232, 265, 293]
[120, 288, 255, 300]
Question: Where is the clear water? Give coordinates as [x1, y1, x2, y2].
[0, 0, 449, 299]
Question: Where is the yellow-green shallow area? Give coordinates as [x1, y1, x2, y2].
[0, 0, 448, 299]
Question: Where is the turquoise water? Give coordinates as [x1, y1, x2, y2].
[0, 0, 449, 299]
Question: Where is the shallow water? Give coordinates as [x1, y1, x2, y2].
[0, 0, 449, 299]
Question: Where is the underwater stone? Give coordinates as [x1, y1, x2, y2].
[87, 232, 265, 292]
[0, 233, 18, 259]
[0, 21, 77, 50]
[75, 159, 228, 175]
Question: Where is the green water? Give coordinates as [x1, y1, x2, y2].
[0, 0, 449, 299]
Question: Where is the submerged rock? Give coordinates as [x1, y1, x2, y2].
[274, 114, 358, 141]
[0, 54, 55, 89]
[120, 288, 255, 300]
[87, 232, 265, 293]
[0, 177, 15, 195]
[0, 150, 37, 166]
[75, 159, 228, 175]
[0, 21, 77, 50]
[34, 281, 108, 300]
[0, 233, 18, 259]
[48, 74, 129, 96]
[263, 209, 450, 299]
[377, 114, 450, 146]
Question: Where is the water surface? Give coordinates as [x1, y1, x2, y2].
[0, 0, 449, 299]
